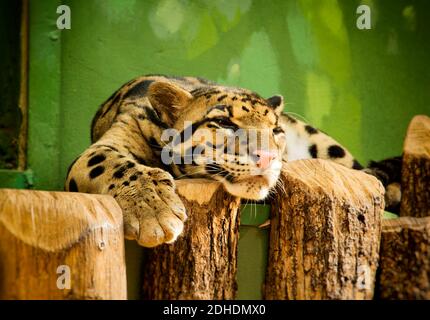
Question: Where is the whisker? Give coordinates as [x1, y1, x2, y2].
[284, 111, 309, 124]
[174, 169, 208, 179]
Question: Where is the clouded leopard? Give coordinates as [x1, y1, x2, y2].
[65, 75, 400, 247]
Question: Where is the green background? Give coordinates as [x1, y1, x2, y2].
[1, 0, 430, 299]
[25, 0, 430, 191]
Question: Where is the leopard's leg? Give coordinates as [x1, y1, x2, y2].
[65, 122, 186, 247]
[363, 156, 402, 213]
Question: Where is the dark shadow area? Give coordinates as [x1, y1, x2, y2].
[0, 0, 22, 169]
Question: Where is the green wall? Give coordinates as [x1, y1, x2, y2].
[26, 0, 430, 190]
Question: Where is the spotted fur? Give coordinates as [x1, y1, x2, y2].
[66, 75, 398, 247]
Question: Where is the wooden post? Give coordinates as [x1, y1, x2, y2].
[142, 179, 241, 300]
[377, 217, 430, 299]
[0, 189, 127, 300]
[377, 115, 430, 299]
[264, 159, 384, 300]
[400, 115, 430, 218]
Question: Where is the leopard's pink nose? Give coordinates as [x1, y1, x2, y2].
[252, 150, 277, 169]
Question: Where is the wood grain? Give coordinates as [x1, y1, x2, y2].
[142, 179, 240, 300]
[264, 159, 384, 300]
[0, 189, 127, 299]
[400, 115, 430, 217]
[377, 216, 430, 299]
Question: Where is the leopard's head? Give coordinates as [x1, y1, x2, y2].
[146, 81, 286, 200]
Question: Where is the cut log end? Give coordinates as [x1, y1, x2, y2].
[0, 189, 127, 300]
[142, 179, 240, 300]
[403, 115, 430, 158]
[264, 159, 384, 300]
[400, 114, 430, 218]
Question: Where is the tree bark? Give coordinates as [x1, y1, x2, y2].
[264, 159, 384, 300]
[142, 179, 241, 300]
[400, 115, 430, 217]
[0, 189, 127, 300]
[376, 216, 430, 299]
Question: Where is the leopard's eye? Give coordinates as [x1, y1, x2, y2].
[212, 118, 239, 131]
[273, 127, 284, 134]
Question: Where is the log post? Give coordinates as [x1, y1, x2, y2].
[142, 179, 241, 300]
[400, 115, 430, 218]
[0, 189, 127, 300]
[377, 217, 430, 299]
[264, 159, 384, 300]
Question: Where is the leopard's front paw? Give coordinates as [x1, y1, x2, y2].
[118, 168, 187, 247]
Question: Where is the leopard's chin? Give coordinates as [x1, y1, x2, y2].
[223, 175, 276, 200]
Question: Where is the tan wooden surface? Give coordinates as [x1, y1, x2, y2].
[0, 189, 127, 299]
[264, 159, 384, 300]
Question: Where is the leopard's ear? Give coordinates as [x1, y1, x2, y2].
[146, 81, 193, 126]
[266, 95, 284, 115]
[147, 81, 192, 110]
